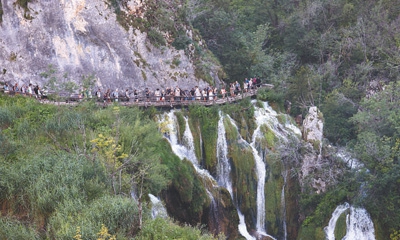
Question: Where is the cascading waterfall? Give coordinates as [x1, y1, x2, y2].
[161, 110, 222, 234]
[325, 202, 375, 240]
[216, 111, 233, 196]
[250, 125, 268, 234]
[160, 104, 302, 240]
[227, 115, 276, 240]
[325, 203, 350, 240]
[149, 194, 168, 219]
[343, 206, 375, 240]
[336, 148, 364, 170]
[206, 189, 220, 233]
[162, 111, 214, 180]
[216, 112, 255, 240]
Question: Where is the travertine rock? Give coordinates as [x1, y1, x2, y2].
[0, 0, 221, 92]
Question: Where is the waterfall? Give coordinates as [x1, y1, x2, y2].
[325, 203, 350, 240]
[325, 203, 375, 240]
[206, 190, 220, 233]
[343, 207, 375, 240]
[216, 112, 255, 240]
[161, 111, 215, 181]
[238, 210, 256, 240]
[336, 148, 364, 170]
[216, 112, 233, 196]
[250, 126, 268, 234]
[227, 115, 276, 240]
[149, 194, 168, 219]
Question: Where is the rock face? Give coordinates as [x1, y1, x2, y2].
[0, 0, 221, 92]
[302, 106, 324, 151]
[300, 106, 327, 194]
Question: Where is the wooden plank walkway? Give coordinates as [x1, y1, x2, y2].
[1, 84, 274, 108]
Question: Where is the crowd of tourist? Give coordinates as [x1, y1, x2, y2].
[95, 77, 261, 103]
[2, 82, 44, 98]
[1, 77, 263, 103]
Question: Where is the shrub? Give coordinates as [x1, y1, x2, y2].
[172, 33, 192, 50]
[0, 218, 39, 240]
[257, 88, 284, 105]
[136, 217, 219, 240]
[48, 195, 139, 239]
[147, 29, 166, 47]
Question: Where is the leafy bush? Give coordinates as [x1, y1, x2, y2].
[0, 218, 39, 240]
[48, 195, 139, 239]
[172, 33, 192, 50]
[136, 217, 219, 240]
[257, 88, 284, 105]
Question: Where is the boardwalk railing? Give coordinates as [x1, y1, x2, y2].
[0, 84, 274, 108]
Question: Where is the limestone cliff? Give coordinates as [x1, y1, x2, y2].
[0, 0, 223, 92]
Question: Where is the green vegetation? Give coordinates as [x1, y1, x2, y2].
[188, 105, 219, 171]
[334, 211, 348, 240]
[0, 94, 217, 239]
[223, 116, 257, 227]
[136, 217, 220, 240]
[190, 0, 400, 238]
[221, 98, 255, 142]
[147, 28, 166, 47]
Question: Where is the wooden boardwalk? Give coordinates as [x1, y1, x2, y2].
[1, 84, 273, 108]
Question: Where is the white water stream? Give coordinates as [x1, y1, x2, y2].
[162, 111, 216, 181]
[325, 203, 375, 240]
[216, 112, 255, 240]
[149, 194, 168, 219]
[227, 114, 277, 240]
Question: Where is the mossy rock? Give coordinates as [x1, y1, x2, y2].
[260, 124, 278, 151]
[188, 106, 218, 174]
[224, 117, 257, 227]
[264, 153, 284, 236]
[334, 210, 348, 240]
[174, 111, 186, 143]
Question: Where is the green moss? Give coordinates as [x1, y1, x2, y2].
[260, 124, 278, 151]
[153, 138, 210, 218]
[263, 151, 285, 236]
[221, 98, 255, 142]
[224, 117, 257, 227]
[188, 105, 218, 172]
[334, 210, 348, 240]
[187, 116, 201, 162]
[174, 111, 186, 142]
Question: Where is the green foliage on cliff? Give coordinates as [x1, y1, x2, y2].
[350, 82, 400, 236]
[223, 116, 257, 227]
[190, 0, 400, 237]
[189, 105, 219, 171]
